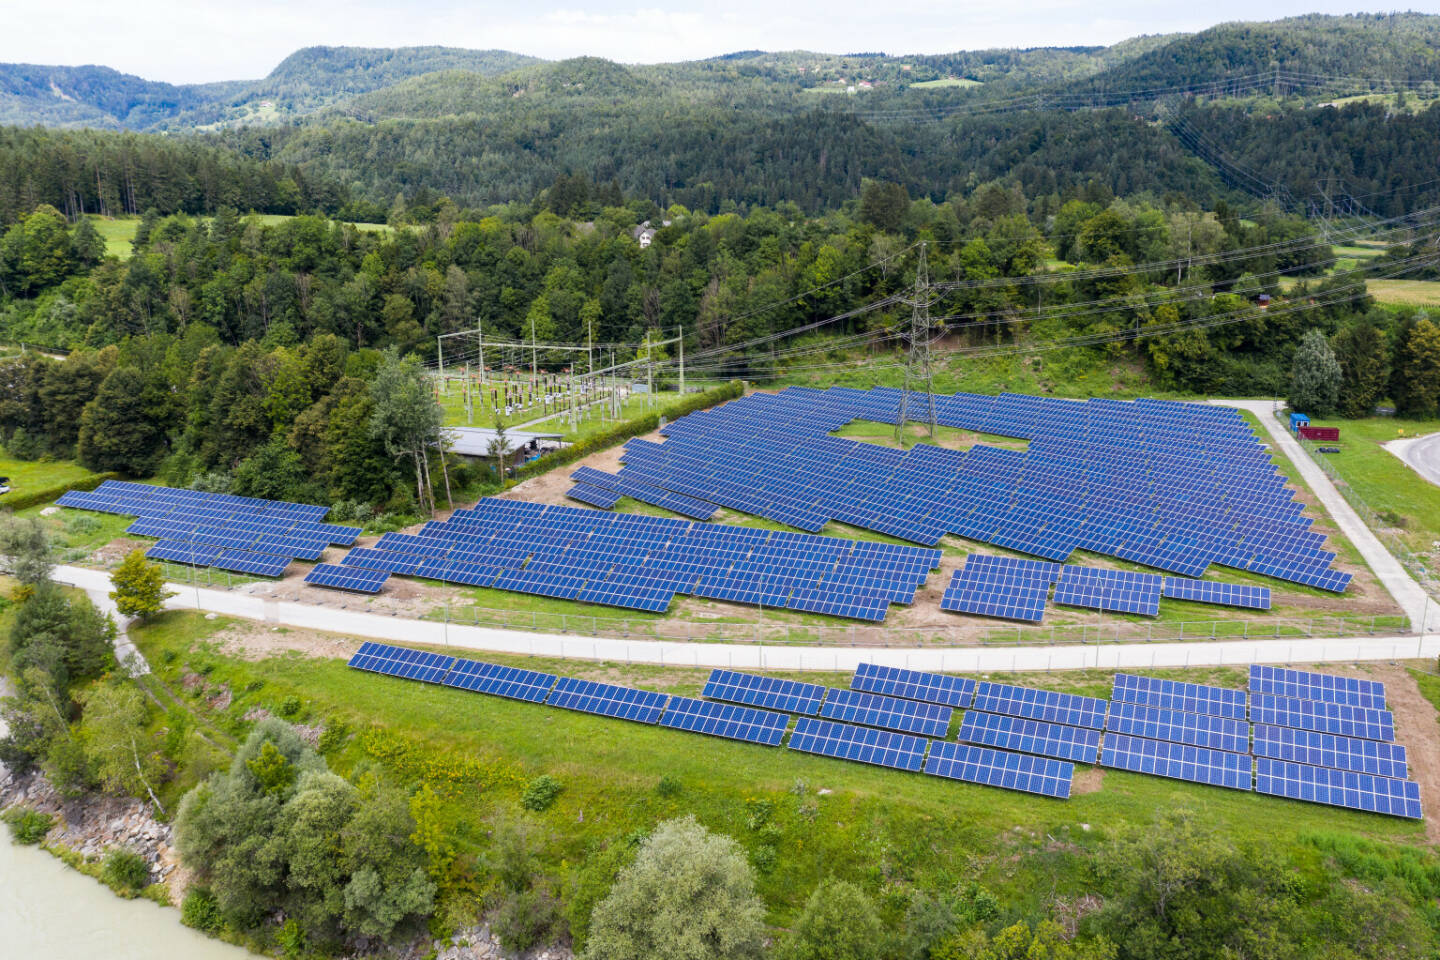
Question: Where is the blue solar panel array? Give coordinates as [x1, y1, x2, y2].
[328, 497, 939, 620]
[820, 688, 952, 737]
[850, 662, 975, 708]
[348, 641, 455, 683]
[959, 711, 1102, 764]
[703, 669, 826, 715]
[1106, 701, 1250, 753]
[1052, 567, 1163, 616]
[58, 480, 360, 579]
[972, 681, 1109, 729]
[1249, 664, 1386, 708]
[1255, 758, 1421, 819]
[1250, 694, 1395, 742]
[570, 466, 719, 520]
[602, 387, 1349, 592]
[924, 741, 1074, 798]
[304, 563, 390, 593]
[939, 555, 1059, 622]
[441, 659, 558, 702]
[659, 696, 790, 746]
[788, 717, 928, 772]
[1162, 578, 1271, 610]
[1111, 674, 1249, 720]
[547, 677, 671, 723]
[1102, 734, 1253, 790]
[1252, 725, 1408, 780]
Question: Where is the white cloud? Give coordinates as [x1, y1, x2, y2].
[0, 0, 1418, 84]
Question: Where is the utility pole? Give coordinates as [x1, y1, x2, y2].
[679, 324, 685, 397]
[896, 241, 936, 443]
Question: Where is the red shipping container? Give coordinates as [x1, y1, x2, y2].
[1298, 426, 1340, 442]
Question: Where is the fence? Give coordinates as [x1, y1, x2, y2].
[1291, 426, 1440, 604]
[428, 600, 1406, 648]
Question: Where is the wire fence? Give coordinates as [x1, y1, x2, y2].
[1291, 429, 1440, 606]
[428, 601, 1408, 648]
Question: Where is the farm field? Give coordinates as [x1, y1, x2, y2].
[88, 213, 392, 260]
[129, 608, 1439, 930]
[1367, 279, 1440, 307]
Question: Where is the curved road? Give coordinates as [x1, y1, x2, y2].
[1388, 431, 1440, 490]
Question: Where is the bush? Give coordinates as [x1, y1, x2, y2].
[3, 807, 54, 844]
[521, 774, 563, 812]
[100, 846, 151, 895]
[492, 888, 566, 953]
[317, 716, 350, 753]
[777, 877, 885, 960]
[181, 886, 225, 933]
[278, 696, 302, 718]
[655, 775, 682, 797]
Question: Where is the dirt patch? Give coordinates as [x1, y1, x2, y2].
[1353, 662, 1440, 842]
[212, 621, 363, 661]
[1071, 766, 1105, 795]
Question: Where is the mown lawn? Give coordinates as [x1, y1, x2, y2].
[0, 451, 97, 506]
[129, 611, 1432, 928]
[1302, 416, 1440, 561]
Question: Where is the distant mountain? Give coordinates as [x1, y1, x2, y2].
[0, 45, 542, 131]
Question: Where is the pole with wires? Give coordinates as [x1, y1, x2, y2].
[896, 241, 937, 443]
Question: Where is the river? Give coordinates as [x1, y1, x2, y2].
[0, 676, 253, 958]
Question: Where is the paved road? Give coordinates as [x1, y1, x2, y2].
[51, 565, 1439, 674]
[1216, 400, 1440, 633]
[1387, 431, 1440, 490]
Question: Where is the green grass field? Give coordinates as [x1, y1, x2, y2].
[908, 77, 983, 88]
[0, 450, 97, 507]
[1301, 416, 1440, 562]
[88, 214, 392, 261]
[128, 610, 1432, 929]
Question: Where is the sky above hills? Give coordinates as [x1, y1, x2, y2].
[3, 0, 1420, 83]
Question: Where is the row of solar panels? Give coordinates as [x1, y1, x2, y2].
[325, 496, 940, 620]
[938, 554, 1272, 623]
[345, 647, 1420, 818]
[58, 481, 362, 579]
[613, 387, 1349, 592]
[346, 642, 1074, 798]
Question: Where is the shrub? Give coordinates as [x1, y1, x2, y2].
[100, 846, 151, 895]
[492, 888, 566, 953]
[521, 774, 563, 812]
[655, 775, 682, 797]
[181, 887, 224, 933]
[318, 716, 350, 754]
[278, 696, 302, 718]
[777, 877, 885, 960]
[3, 807, 54, 844]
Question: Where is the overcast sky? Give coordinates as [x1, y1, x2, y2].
[3, 1, 1427, 84]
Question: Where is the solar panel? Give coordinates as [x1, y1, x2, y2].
[1252, 724, 1408, 780]
[1248, 664, 1386, 709]
[819, 688, 952, 737]
[212, 549, 291, 578]
[850, 662, 975, 708]
[958, 710, 1101, 764]
[702, 669, 825, 715]
[1161, 577, 1271, 610]
[1100, 734, 1252, 790]
[566, 483, 623, 509]
[1254, 757, 1421, 819]
[441, 659, 558, 703]
[924, 740, 1074, 798]
[972, 681, 1108, 729]
[787, 717, 927, 772]
[346, 641, 455, 683]
[1110, 673, 1248, 719]
[145, 540, 222, 567]
[545, 677, 669, 724]
[1250, 694, 1395, 742]
[304, 563, 389, 593]
[1105, 701, 1250, 752]
[658, 696, 790, 746]
[1052, 567, 1162, 616]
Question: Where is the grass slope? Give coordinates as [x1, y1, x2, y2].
[129, 611, 1431, 929]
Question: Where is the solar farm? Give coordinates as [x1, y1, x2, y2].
[347, 647, 1423, 820]
[51, 389, 1361, 635]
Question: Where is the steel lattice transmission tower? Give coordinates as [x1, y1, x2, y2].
[895, 241, 937, 443]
